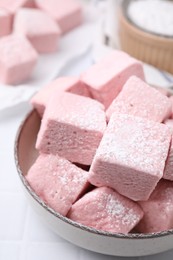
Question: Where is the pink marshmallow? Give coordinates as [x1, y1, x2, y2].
[137, 180, 173, 233]
[68, 187, 143, 233]
[169, 96, 173, 119]
[36, 92, 106, 165]
[164, 119, 173, 128]
[153, 86, 170, 97]
[106, 76, 172, 122]
[0, 0, 31, 13]
[0, 9, 12, 37]
[31, 77, 90, 116]
[14, 8, 61, 53]
[26, 153, 89, 216]
[24, 0, 36, 8]
[81, 51, 145, 108]
[0, 0, 33, 35]
[89, 113, 171, 201]
[35, 0, 83, 34]
[163, 119, 173, 181]
[0, 34, 38, 85]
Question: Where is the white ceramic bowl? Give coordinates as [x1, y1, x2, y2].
[15, 109, 173, 257]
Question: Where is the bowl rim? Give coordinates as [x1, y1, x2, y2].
[14, 109, 173, 240]
[121, 0, 173, 41]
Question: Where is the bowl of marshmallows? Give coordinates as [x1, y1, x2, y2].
[15, 49, 173, 257]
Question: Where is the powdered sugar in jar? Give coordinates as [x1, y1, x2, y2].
[127, 0, 173, 37]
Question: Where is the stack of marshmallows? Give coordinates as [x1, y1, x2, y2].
[0, 0, 82, 85]
[27, 50, 173, 234]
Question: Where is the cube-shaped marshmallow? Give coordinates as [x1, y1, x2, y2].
[68, 187, 143, 233]
[89, 113, 171, 201]
[24, 0, 36, 8]
[169, 96, 173, 119]
[14, 8, 61, 53]
[0, 0, 31, 13]
[136, 180, 173, 233]
[0, 35, 38, 85]
[163, 119, 173, 181]
[164, 119, 173, 128]
[36, 92, 106, 165]
[0, 9, 12, 37]
[154, 86, 170, 97]
[81, 51, 145, 108]
[31, 77, 90, 116]
[35, 0, 82, 34]
[26, 154, 89, 216]
[106, 76, 172, 122]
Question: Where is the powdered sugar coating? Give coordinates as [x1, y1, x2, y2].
[14, 8, 61, 53]
[99, 114, 171, 176]
[26, 153, 89, 216]
[106, 76, 172, 122]
[35, 0, 82, 34]
[0, 9, 7, 15]
[169, 96, 173, 119]
[68, 187, 143, 233]
[137, 180, 173, 233]
[15, 8, 60, 36]
[0, 34, 38, 84]
[164, 119, 173, 128]
[163, 120, 173, 181]
[31, 77, 90, 116]
[0, 8, 11, 37]
[89, 113, 171, 201]
[36, 92, 106, 165]
[49, 93, 105, 131]
[154, 86, 170, 97]
[0, 35, 37, 65]
[0, 0, 30, 13]
[44, 92, 106, 132]
[81, 50, 145, 108]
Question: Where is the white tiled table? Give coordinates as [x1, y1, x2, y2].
[1, 54, 173, 260]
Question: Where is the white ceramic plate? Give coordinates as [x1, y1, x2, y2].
[15, 108, 173, 257]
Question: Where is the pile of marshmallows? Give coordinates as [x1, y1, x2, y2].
[0, 0, 82, 85]
[27, 50, 173, 234]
